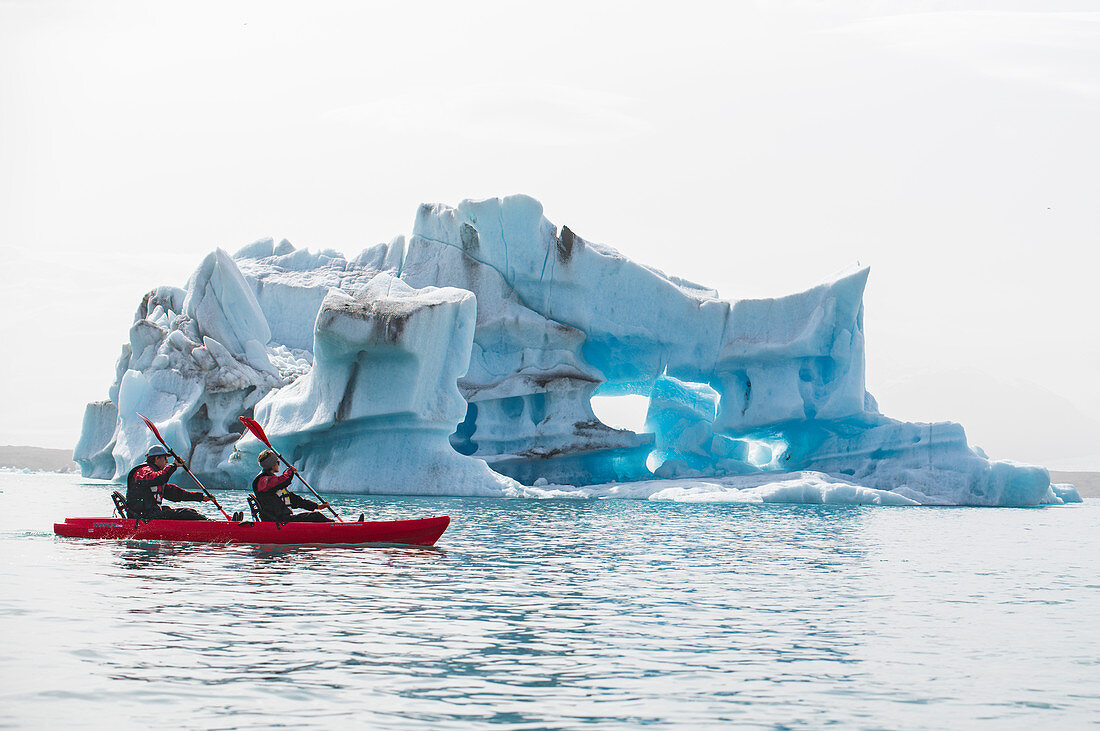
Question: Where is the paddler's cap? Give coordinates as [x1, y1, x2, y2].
[146, 445, 171, 459]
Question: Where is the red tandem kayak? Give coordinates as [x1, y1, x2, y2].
[54, 515, 450, 546]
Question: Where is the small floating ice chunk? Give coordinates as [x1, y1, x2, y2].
[1050, 483, 1083, 504]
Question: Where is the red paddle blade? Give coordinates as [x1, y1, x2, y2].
[136, 413, 165, 444]
[238, 416, 272, 447]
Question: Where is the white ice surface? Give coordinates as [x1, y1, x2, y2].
[506, 471, 919, 505]
[227, 273, 520, 496]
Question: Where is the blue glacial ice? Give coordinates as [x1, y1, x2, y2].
[74, 195, 1080, 506]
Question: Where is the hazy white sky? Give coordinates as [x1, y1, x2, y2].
[1, 1, 1097, 468]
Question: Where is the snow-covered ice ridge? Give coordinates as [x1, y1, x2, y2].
[75, 195, 1080, 506]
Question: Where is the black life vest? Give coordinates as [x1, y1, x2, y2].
[126, 464, 164, 517]
[252, 473, 294, 521]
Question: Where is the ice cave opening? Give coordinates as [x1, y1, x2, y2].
[743, 437, 790, 470]
[590, 394, 650, 433]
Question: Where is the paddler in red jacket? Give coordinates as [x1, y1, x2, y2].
[252, 450, 334, 523]
[126, 445, 215, 520]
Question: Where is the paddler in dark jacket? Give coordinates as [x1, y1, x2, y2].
[126, 445, 214, 520]
[253, 450, 333, 523]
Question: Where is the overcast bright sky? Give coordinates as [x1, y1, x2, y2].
[1, 0, 1097, 469]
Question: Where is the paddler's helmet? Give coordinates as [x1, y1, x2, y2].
[145, 445, 171, 461]
[146, 444, 171, 461]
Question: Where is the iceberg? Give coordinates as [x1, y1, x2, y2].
[227, 275, 516, 496]
[74, 194, 1073, 506]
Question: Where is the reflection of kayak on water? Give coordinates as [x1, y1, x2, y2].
[53, 515, 450, 546]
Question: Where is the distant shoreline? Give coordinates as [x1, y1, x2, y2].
[0, 446, 77, 473]
[1050, 472, 1100, 499]
[3, 445, 1096, 497]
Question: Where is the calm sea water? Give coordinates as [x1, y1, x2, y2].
[1, 472, 1097, 729]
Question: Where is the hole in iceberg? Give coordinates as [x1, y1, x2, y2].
[744, 437, 789, 470]
[590, 394, 650, 433]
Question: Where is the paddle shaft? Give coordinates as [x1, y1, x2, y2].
[137, 412, 231, 519]
[166, 450, 233, 520]
[271, 450, 344, 522]
[237, 415, 343, 522]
